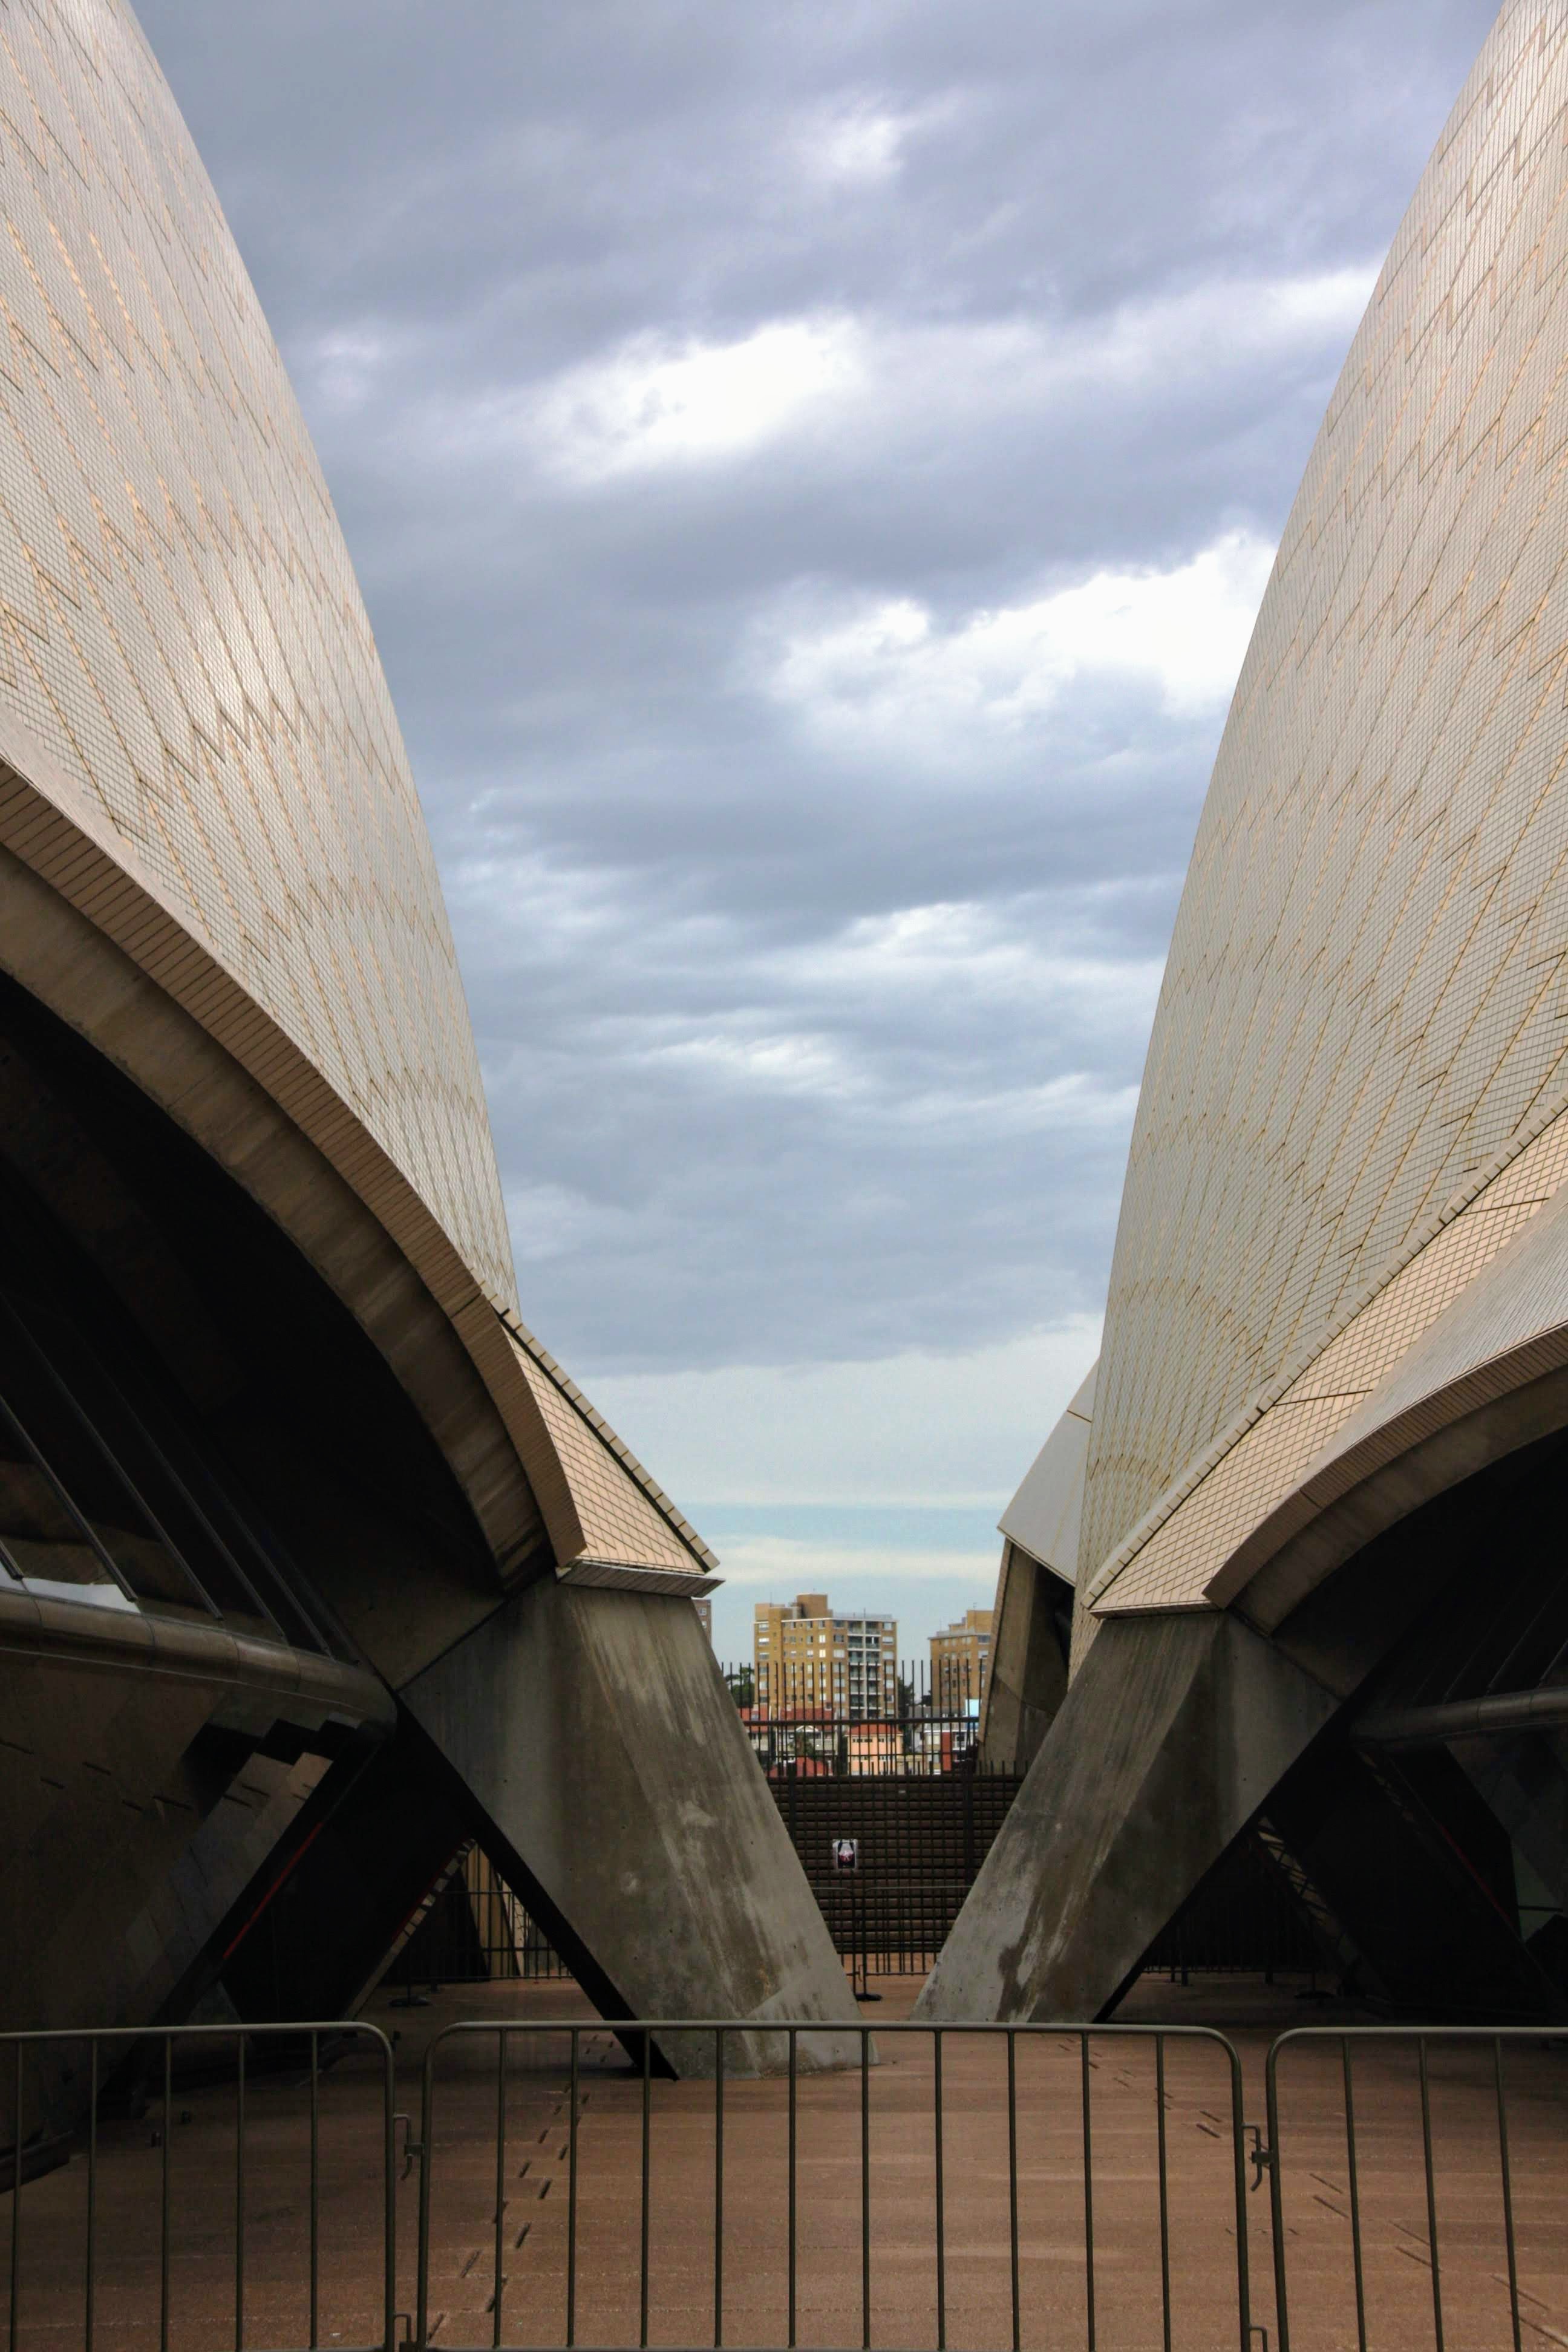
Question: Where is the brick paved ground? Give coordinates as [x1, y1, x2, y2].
[3, 1973, 1566, 2350]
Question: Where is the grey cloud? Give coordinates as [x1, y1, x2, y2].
[136, 0, 1500, 1381]
[146, 2, 1488, 334]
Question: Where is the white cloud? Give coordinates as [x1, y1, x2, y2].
[790, 99, 928, 189]
[714, 1534, 999, 1589]
[797, 901, 1164, 1030]
[1079, 267, 1376, 391]
[757, 529, 1276, 762]
[647, 1028, 855, 1097]
[461, 854, 1162, 1128]
[429, 264, 1374, 497]
[809, 111, 904, 187]
[630, 1017, 1139, 1128]
[300, 325, 397, 414]
[506, 1178, 633, 1263]
[530, 317, 865, 480]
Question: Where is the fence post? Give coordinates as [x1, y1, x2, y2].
[1266, 2033, 1290, 2352]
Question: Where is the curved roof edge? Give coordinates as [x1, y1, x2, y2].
[502, 1321, 718, 1585]
[1087, 1094, 1568, 1618]
[0, 710, 717, 1595]
[1225, 1173, 1568, 1630]
[1088, 1106, 1568, 1627]
[998, 1358, 1097, 1585]
[1076, 0, 1568, 1589]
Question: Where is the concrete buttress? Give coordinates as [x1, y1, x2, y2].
[917, 1612, 1338, 2022]
[400, 1579, 863, 2073]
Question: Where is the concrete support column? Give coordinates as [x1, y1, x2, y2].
[918, 1610, 1339, 2022]
[980, 1541, 1070, 1775]
[399, 1579, 861, 2073]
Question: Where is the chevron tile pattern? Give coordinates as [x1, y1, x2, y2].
[0, 0, 512, 1310]
[1082, 1, 1568, 1628]
[1092, 1100, 1568, 1612]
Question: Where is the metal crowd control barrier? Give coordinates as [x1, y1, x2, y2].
[1264, 2024, 1568, 2352]
[415, 2019, 1255, 2352]
[10, 2013, 1567, 2352]
[0, 2019, 398, 2352]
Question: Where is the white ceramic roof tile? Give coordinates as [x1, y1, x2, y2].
[0, 0, 716, 1586]
[1081, 1, 1568, 1628]
[0, 0, 515, 1309]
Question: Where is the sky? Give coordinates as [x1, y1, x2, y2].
[139, 0, 1500, 1658]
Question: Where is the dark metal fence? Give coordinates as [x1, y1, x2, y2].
[774, 1772, 1025, 1977]
[394, 1847, 572, 1993]
[1263, 2024, 1568, 2352]
[416, 2017, 1255, 2352]
[0, 2019, 397, 2351]
[1143, 1832, 1324, 1982]
[396, 1808, 1319, 1997]
[397, 1780, 1029, 1994]
[720, 1659, 1002, 1779]
[5, 2014, 1568, 2351]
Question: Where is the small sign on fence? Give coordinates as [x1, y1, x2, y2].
[831, 1836, 860, 1872]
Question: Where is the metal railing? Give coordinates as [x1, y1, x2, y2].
[394, 1802, 1318, 2001]
[393, 1848, 573, 1993]
[0, 2019, 397, 2352]
[393, 1787, 1030, 1994]
[8, 2014, 1568, 2351]
[1142, 1831, 1323, 1982]
[722, 1659, 1002, 1779]
[415, 2018, 1255, 2352]
[1264, 2024, 1568, 2352]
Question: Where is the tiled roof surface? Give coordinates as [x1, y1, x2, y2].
[1083, 1, 1568, 1635]
[0, 0, 512, 1308]
[0, 0, 716, 1589]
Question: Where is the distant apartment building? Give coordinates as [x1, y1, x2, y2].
[930, 1609, 993, 1713]
[691, 1595, 713, 1644]
[753, 1593, 898, 1719]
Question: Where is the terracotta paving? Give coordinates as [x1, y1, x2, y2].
[2, 1975, 1566, 2350]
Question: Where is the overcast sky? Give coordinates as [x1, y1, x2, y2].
[139, 0, 1498, 1653]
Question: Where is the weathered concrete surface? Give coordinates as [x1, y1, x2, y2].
[0, 1606, 390, 2155]
[980, 1543, 1070, 1775]
[981, 1365, 1094, 1774]
[918, 1611, 1338, 2022]
[401, 1580, 861, 2073]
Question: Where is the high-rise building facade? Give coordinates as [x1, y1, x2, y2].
[754, 1594, 899, 1717]
[930, 1610, 993, 1711]
[930, 0, 1568, 2028]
